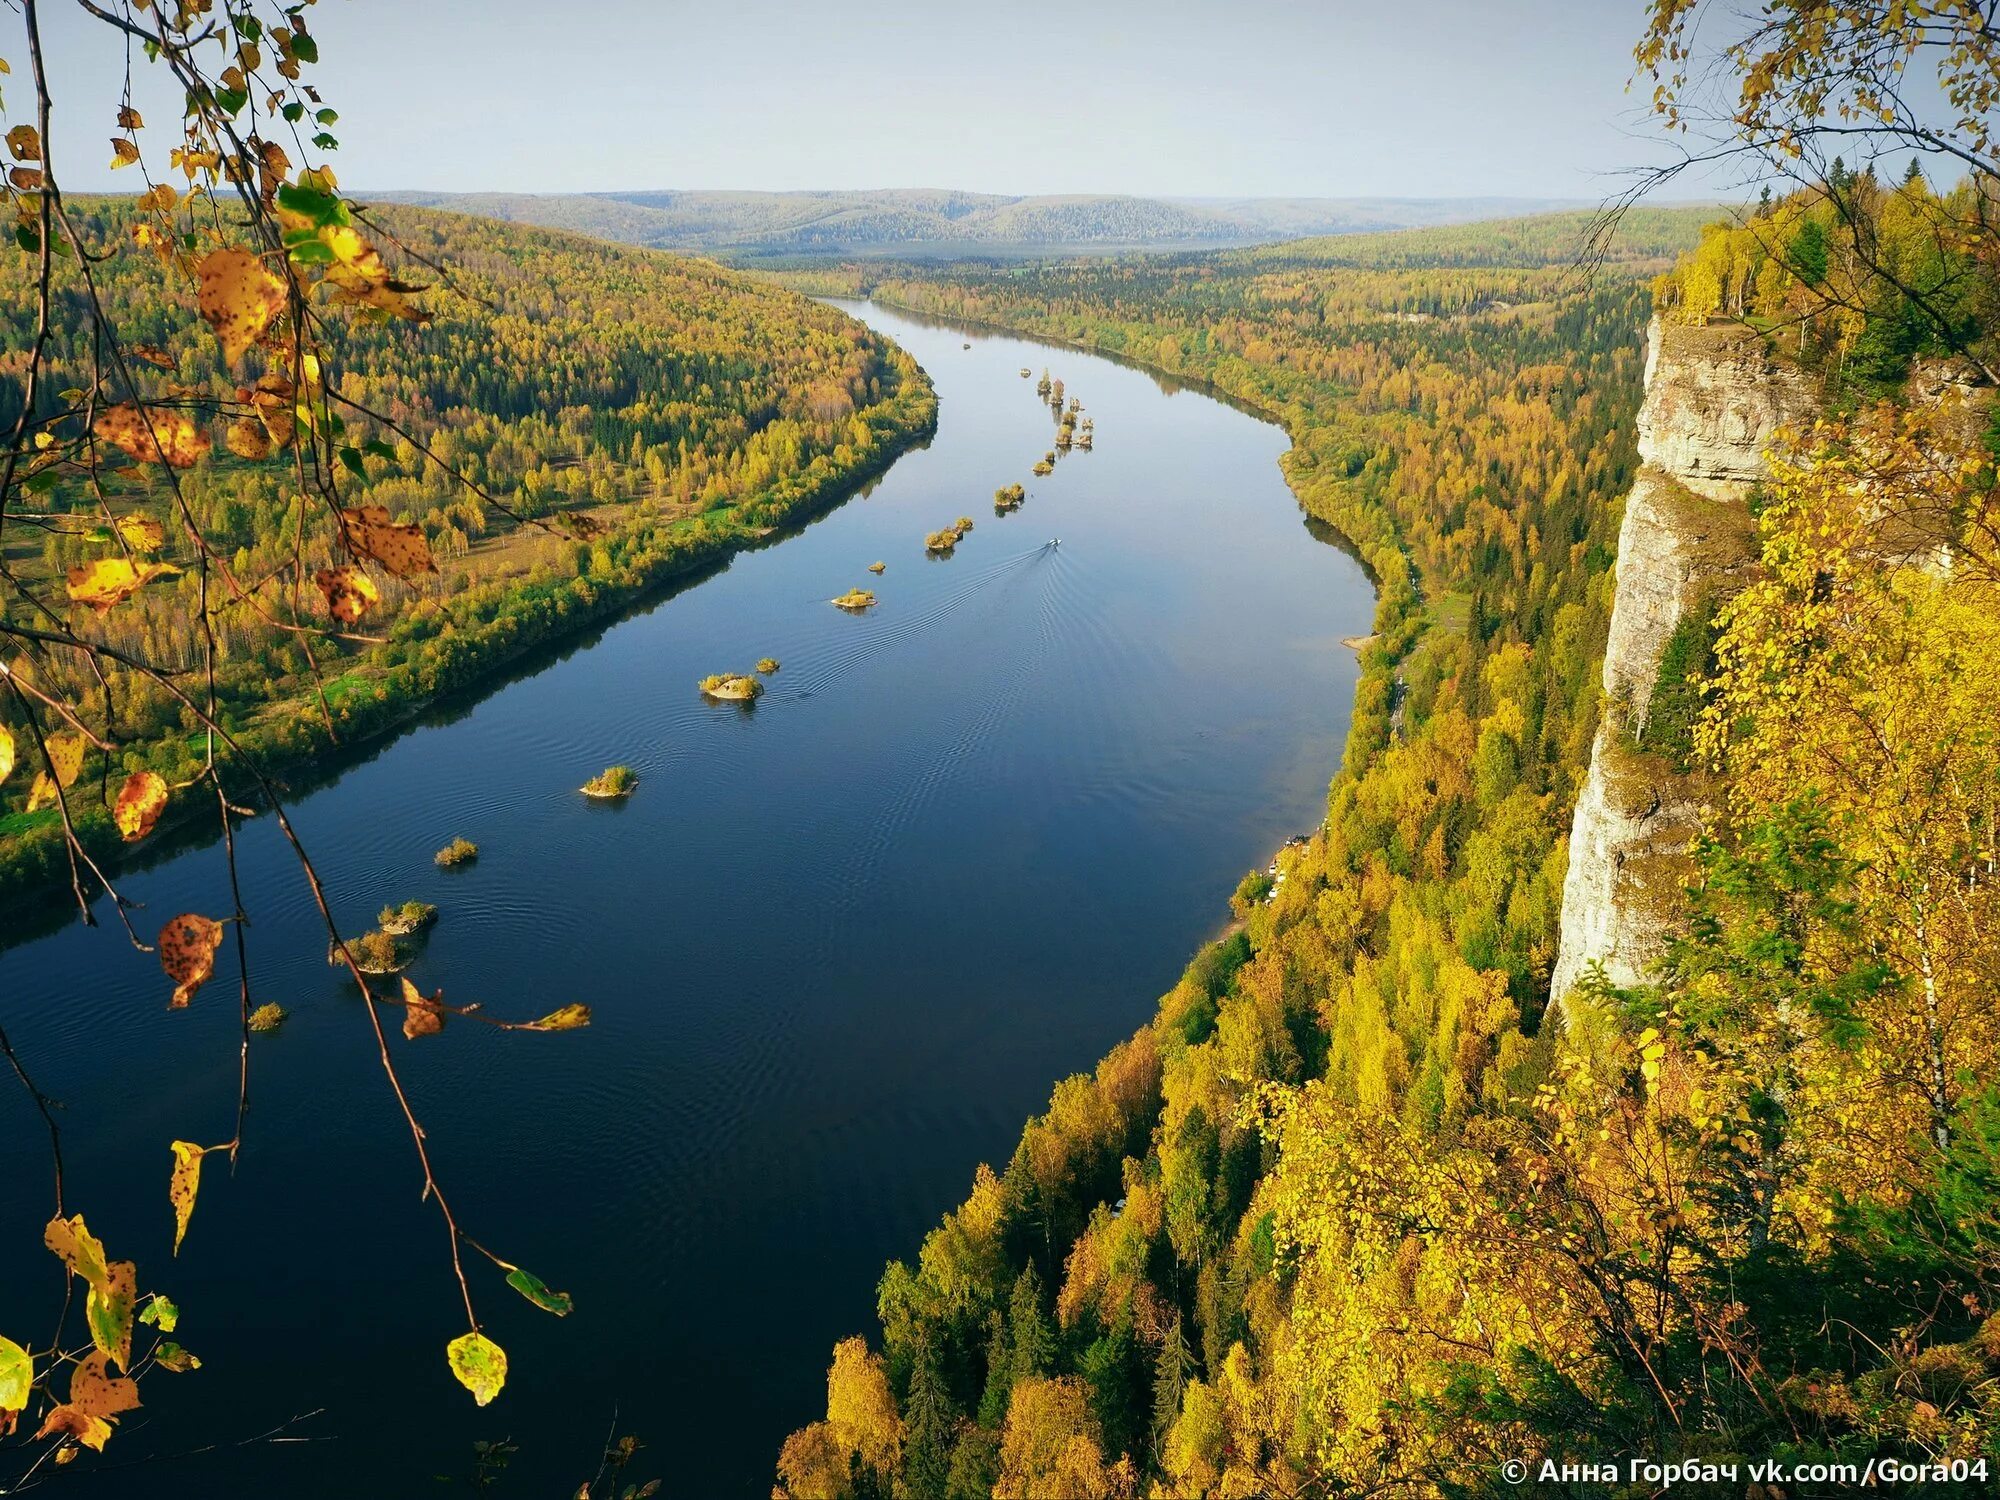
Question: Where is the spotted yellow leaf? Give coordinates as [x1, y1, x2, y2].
[168, 1141, 205, 1254]
[196, 247, 286, 365]
[113, 771, 168, 841]
[158, 913, 224, 1009]
[93, 403, 208, 467]
[340, 504, 435, 580]
[225, 415, 273, 460]
[117, 514, 166, 551]
[313, 565, 379, 624]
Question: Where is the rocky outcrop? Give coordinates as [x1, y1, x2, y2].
[1635, 319, 1820, 500]
[1549, 318, 1819, 1010]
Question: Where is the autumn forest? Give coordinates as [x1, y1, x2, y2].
[5, 2, 2000, 1498]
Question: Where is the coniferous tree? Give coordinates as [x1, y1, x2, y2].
[1006, 1264, 1054, 1386]
[902, 1336, 953, 1500]
[1150, 1313, 1196, 1461]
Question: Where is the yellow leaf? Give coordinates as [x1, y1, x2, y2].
[44, 1214, 109, 1291]
[168, 1141, 205, 1254]
[66, 556, 181, 613]
[67, 1351, 139, 1419]
[400, 976, 445, 1040]
[35, 1406, 112, 1452]
[225, 415, 273, 460]
[531, 1004, 592, 1031]
[43, 730, 84, 789]
[312, 566, 379, 624]
[117, 513, 166, 551]
[340, 504, 436, 580]
[195, 248, 286, 366]
[26, 771, 59, 812]
[109, 138, 140, 170]
[158, 913, 224, 1009]
[136, 183, 177, 213]
[0, 724, 12, 785]
[446, 1331, 507, 1406]
[113, 771, 168, 841]
[5, 124, 39, 162]
[93, 403, 208, 467]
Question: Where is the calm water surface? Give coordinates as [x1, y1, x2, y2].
[0, 302, 1372, 1496]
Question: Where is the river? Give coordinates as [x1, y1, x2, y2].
[0, 301, 1374, 1496]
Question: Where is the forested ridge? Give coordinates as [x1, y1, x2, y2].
[769, 164, 2000, 1500]
[0, 201, 935, 905]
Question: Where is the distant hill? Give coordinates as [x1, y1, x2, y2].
[374, 188, 1590, 260]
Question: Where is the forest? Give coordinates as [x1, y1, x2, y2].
[0, 200, 935, 903]
[769, 107, 2000, 1500]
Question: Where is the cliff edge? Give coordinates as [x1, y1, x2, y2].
[1548, 318, 1818, 1010]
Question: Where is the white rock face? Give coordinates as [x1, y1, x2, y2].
[1548, 318, 1818, 1011]
[1636, 319, 1820, 501]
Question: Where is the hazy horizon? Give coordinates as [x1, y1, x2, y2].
[40, 0, 1693, 200]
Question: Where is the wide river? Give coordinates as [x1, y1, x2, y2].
[0, 302, 1373, 1495]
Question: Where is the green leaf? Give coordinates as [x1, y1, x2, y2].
[282, 102, 305, 123]
[154, 1341, 201, 1373]
[139, 1294, 180, 1333]
[505, 1268, 573, 1317]
[86, 1263, 135, 1370]
[276, 180, 343, 226]
[311, 132, 339, 151]
[314, 108, 339, 125]
[446, 1331, 507, 1406]
[214, 86, 248, 118]
[339, 446, 365, 477]
[363, 438, 397, 461]
[290, 33, 319, 64]
[0, 1335, 30, 1413]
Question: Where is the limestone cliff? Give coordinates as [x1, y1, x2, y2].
[1548, 319, 1818, 1009]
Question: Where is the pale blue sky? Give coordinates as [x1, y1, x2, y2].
[32, 0, 1682, 198]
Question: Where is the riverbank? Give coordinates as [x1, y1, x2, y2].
[0, 363, 937, 921]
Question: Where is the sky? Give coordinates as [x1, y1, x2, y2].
[31, 0, 1688, 200]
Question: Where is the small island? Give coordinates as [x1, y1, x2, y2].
[756, 657, 781, 674]
[248, 1003, 288, 1033]
[867, 561, 886, 574]
[331, 928, 411, 975]
[699, 674, 763, 701]
[1032, 460, 1054, 476]
[994, 483, 1025, 511]
[832, 588, 877, 611]
[1019, 367, 1032, 378]
[434, 837, 479, 869]
[378, 900, 439, 936]
[926, 517, 975, 554]
[581, 764, 640, 798]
